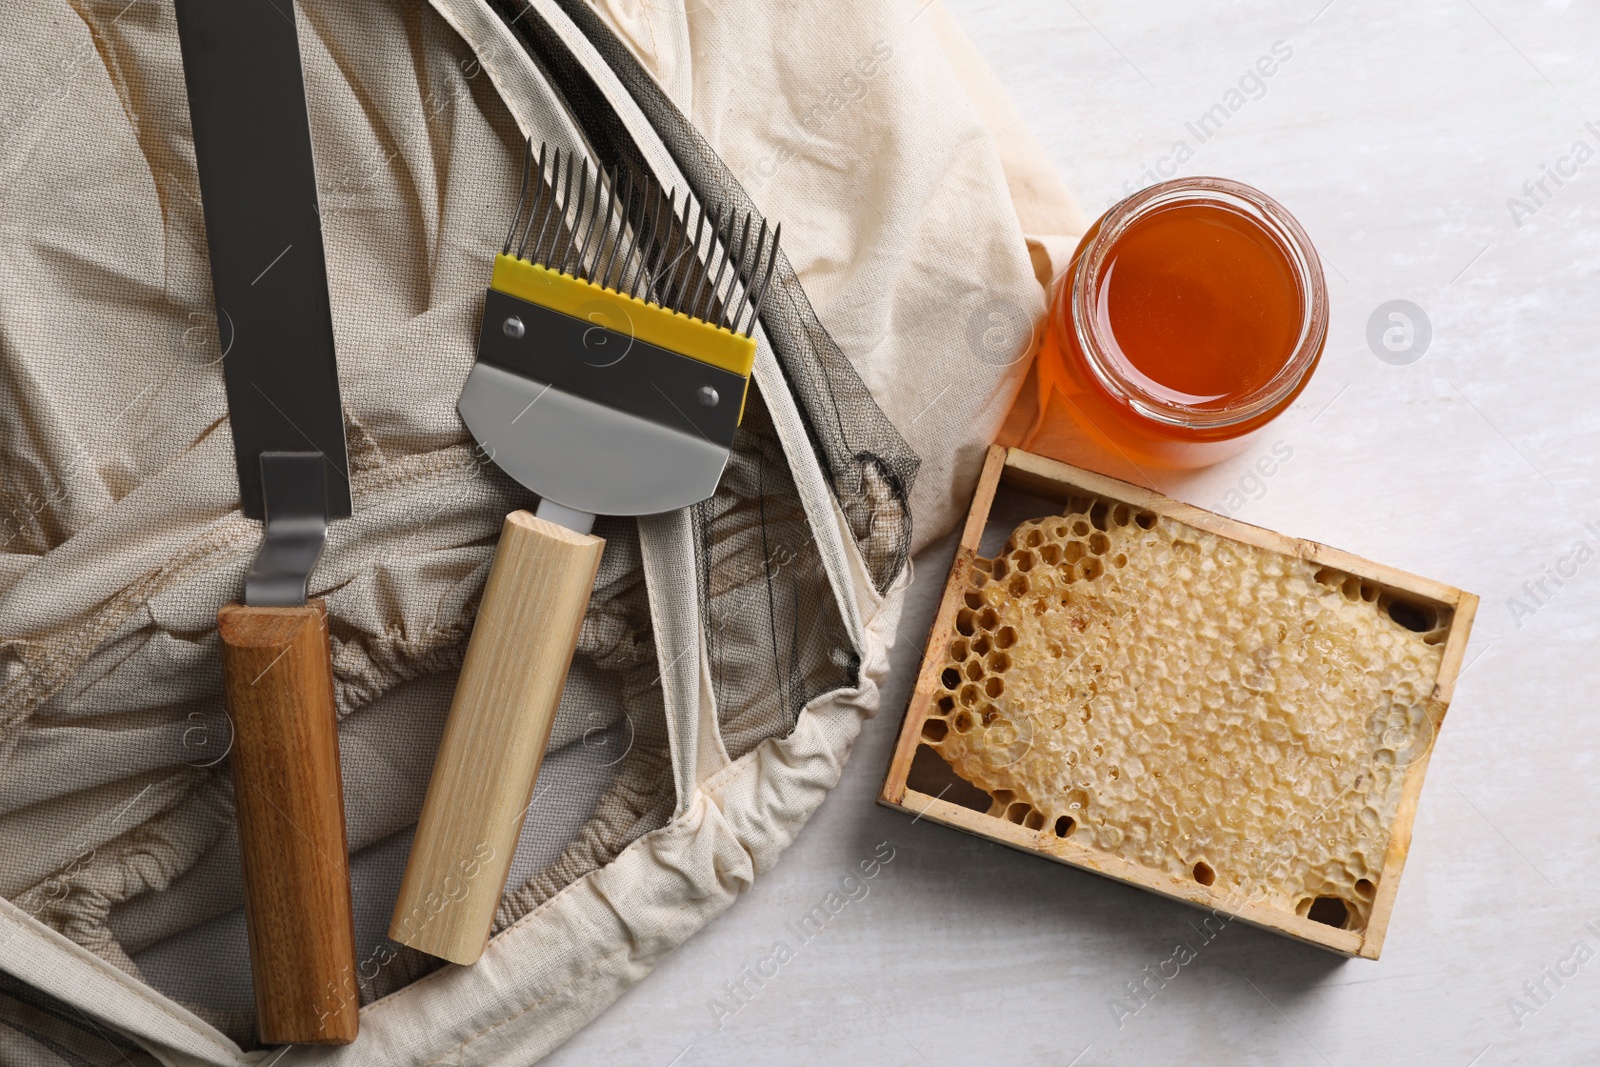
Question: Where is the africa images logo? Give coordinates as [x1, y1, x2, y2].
[1112, 41, 1295, 203]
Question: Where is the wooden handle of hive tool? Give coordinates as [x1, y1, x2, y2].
[217, 600, 359, 1046]
[390, 510, 604, 965]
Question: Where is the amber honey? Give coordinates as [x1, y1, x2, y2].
[1037, 178, 1326, 469]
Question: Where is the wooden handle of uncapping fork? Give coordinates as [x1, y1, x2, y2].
[390, 510, 604, 965]
[218, 600, 359, 1045]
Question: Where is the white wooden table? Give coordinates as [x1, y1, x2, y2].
[550, 2, 1600, 1063]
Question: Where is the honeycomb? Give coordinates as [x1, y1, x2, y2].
[920, 494, 1450, 932]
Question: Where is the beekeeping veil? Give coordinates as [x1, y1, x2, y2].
[0, 0, 1082, 1061]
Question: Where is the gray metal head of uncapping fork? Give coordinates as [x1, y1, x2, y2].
[458, 147, 781, 531]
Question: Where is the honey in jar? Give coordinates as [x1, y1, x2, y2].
[1035, 177, 1327, 469]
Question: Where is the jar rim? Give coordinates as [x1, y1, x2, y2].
[1066, 177, 1328, 431]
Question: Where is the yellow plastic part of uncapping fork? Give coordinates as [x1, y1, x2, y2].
[489, 254, 757, 378]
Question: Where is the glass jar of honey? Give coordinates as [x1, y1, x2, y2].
[1035, 177, 1327, 469]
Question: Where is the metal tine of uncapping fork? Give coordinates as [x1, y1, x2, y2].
[502, 138, 532, 256]
[652, 194, 691, 308]
[652, 194, 692, 308]
[556, 159, 589, 275]
[697, 208, 734, 323]
[620, 173, 652, 295]
[669, 197, 708, 313]
[520, 143, 557, 261]
[521, 143, 560, 260]
[686, 204, 720, 320]
[588, 163, 611, 278]
[597, 168, 631, 290]
[697, 208, 737, 325]
[644, 189, 677, 305]
[573, 164, 608, 281]
[531, 147, 569, 267]
[727, 217, 768, 333]
[565, 159, 595, 278]
[553, 152, 576, 266]
[633, 182, 665, 300]
[629, 176, 654, 292]
[675, 199, 707, 308]
[714, 213, 753, 330]
[584, 166, 616, 282]
[740, 223, 781, 336]
[627, 182, 659, 300]
[617, 175, 649, 299]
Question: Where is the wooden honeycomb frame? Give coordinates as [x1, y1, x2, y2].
[880, 446, 1477, 957]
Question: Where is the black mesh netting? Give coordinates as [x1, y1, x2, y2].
[491, 0, 916, 746]
[694, 391, 860, 759]
[491, 0, 921, 597]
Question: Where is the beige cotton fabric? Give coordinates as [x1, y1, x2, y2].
[0, 0, 1082, 1063]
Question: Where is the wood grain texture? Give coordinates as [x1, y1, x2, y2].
[390, 510, 604, 965]
[900, 786, 1366, 954]
[879, 447, 1478, 958]
[217, 600, 358, 1045]
[882, 444, 1008, 805]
